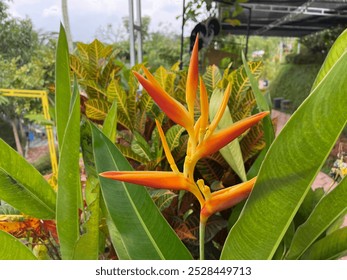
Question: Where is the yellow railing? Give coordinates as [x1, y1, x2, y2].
[0, 89, 58, 178]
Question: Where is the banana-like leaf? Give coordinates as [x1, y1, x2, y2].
[55, 24, 71, 149]
[221, 32, 347, 260]
[73, 177, 100, 260]
[165, 125, 186, 151]
[312, 29, 347, 89]
[0, 230, 37, 260]
[85, 98, 110, 121]
[56, 84, 82, 260]
[91, 123, 192, 259]
[209, 88, 247, 182]
[294, 187, 325, 228]
[286, 176, 347, 259]
[0, 140, 56, 219]
[300, 227, 347, 260]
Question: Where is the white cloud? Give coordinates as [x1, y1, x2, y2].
[43, 5, 60, 18]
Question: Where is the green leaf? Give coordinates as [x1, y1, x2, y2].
[107, 78, 133, 130]
[203, 65, 222, 94]
[55, 24, 71, 149]
[165, 125, 186, 151]
[91, 123, 192, 260]
[221, 36, 347, 260]
[85, 98, 110, 121]
[0, 230, 37, 260]
[312, 29, 347, 89]
[300, 227, 347, 260]
[0, 139, 56, 219]
[209, 88, 247, 182]
[241, 52, 275, 168]
[73, 177, 100, 260]
[56, 85, 82, 260]
[115, 143, 148, 164]
[131, 131, 153, 161]
[286, 176, 347, 259]
[149, 189, 177, 211]
[102, 99, 117, 142]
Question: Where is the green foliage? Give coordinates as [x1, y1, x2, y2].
[91, 123, 192, 259]
[1, 22, 347, 261]
[221, 29, 347, 260]
[0, 139, 56, 219]
[269, 63, 321, 111]
[0, 230, 37, 260]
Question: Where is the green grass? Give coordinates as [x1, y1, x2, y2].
[269, 63, 321, 112]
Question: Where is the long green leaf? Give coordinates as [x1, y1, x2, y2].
[0, 230, 37, 260]
[241, 52, 275, 172]
[300, 227, 347, 260]
[221, 38, 347, 260]
[56, 85, 81, 260]
[73, 177, 100, 260]
[0, 140, 56, 219]
[91, 123, 192, 260]
[209, 88, 247, 182]
[102, 99, 117, 142]
[312, 29, 347, 89]
[286, 176, 347, 259]
[55, 24, 71, 149]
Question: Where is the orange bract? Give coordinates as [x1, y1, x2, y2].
[100, 35, 269, 222]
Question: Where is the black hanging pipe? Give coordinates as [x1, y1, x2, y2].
[179, 0, 186, 70]
[244, 6, 252, 59]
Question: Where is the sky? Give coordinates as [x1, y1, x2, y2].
[7, 0, 190, 42]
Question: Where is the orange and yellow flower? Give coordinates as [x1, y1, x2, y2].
[99, 35, 269, 223]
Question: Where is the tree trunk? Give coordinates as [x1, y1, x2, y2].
[61, 0, 73, 53]
[10, 119, 24, 156]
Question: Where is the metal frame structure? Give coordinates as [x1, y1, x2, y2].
[0, 89, 58, 178]
[218, 0, 347, 37]
[128, 0, 143, 66]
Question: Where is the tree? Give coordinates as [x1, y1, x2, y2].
[0, 3, 56, 155]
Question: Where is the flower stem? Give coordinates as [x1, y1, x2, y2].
[199, 220, 206, 260]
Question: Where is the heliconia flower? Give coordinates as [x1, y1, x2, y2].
[200, 177, 257, 223]
[100, 170, 205, 205]
[186, 35, 199, 117]
[208, 83, 231, 136]
[133, 68, 193, 131]
[198, 77, 209, 143]
[155, 119, 179, 174]
[194, 111, 269, 161]
[100, 171, 195, 191]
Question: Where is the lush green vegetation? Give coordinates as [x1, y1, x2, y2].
[269, 63, 321, 111]
[0, 23, 347, 260]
